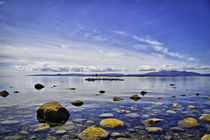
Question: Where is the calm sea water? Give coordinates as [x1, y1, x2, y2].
[0, 76, 209, 140]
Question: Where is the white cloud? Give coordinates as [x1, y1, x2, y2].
[137, 65, 156, 71]
[113, 30, 128, 36]
[0, 0, 5, 6]
[134, 36, 163, 46]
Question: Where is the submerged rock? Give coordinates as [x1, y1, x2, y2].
[55, 129, 67, 135]
[170, 127, 184, 131]
[130, 106, 135, 110]
[113, 96, 124, 101]
[180, 94, 185, 96]
[146, 127, 163, 132]
[72, 100, 83, 106]
[125, 113, 140, 118]
[172, 103, 180, 107]
[166, 110, 176, 114]
[0, 90, 9, 97]
[144, 118, 163, 125]
[199, 114, 210, 123]
[34, 83, 45, 90]
[4, 135, 23, 140]
[99, 90, 105, 94]
[183, 118, 199, 125]
[36, 123, 50, 131]
[169, 84, 175, 86]
[111, 132, 122, 137]
[188, 105, 197, 109]
[69, 88, 76, 90]
[78, 126, 108, 140]
[116, 138, 131, 140]
[36, 101, 70, 123]
[130, 95, 141, 101]
[99, 113, 114, 117]
[201, 134, 210, 140]
[100, 118, 124, 128]
[171, 96, 176, 98]
[1, 120, 19, 125]
[19, 130, 29, 135]
[140, 91, 147, 96]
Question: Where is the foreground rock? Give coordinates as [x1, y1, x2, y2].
[146, 127, 163, 132]
[199, 114, 210, 123]
[72, 100, 83, 106]
[36, 101, 70, 123]
[78, 126, 108, 140]
[201, 134, 210, 140]
[144, 118, 163, 125]
[140, 91, 147, 96]
[34, 83, 45, 90]
[100, 118, 124, 128]
[113, 96, 124, 101]
[0, 90, 9, 97]
[130, 95, 141, 101]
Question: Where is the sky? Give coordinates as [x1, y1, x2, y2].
[0, 0, 210, 76]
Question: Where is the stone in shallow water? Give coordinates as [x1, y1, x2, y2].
[170, 127, 184, 131]
[78, 126, 108, 140]
[188, 105, 197, 109]
[113, 96, 124, 101]
[144, 118, 163, 125]
[72, 100, 83, 106]
[86, 120, 95, 124]
[200, 114, 210, 123]
[130, 106, 135, 110]
[100, 118, 124, 128]
[142, 114, 150, 118]
[4, 135, 23, 140]
[116, 138, 131, 140]
[172, 103, 180, 107]
[125, 113, 140, 118]
[201, 134, 210, 140]
[55, 129, 67, 135]
[19, 130, 29, 135]
[34, 83, 44, 90]
[0, 90, 9, 97]
[166, 110, 176, 114]
[74, 118, 86, 122]
[178, 119, 198, 128]
[111, 132, 122, 137]
[130, 95, 141, 101]
[99, 113, 114, 117]
[36, 101, 70, 123]
[146, 127, 163, 132]
[1, 120, 19, 125]
[183, 118, 199, 125]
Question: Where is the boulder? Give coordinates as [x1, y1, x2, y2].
[99, 90, 105, 94]
[130, 95, 141, 101]
[36, 101, 70, 123]
[113, 96, 124, 101]
[145, 118, 163, 125]
[35, 83, 45, 90]
[0, 90, 9, 97]
[72, 100, 83, 106]
[78, 126, 108, 140]
[201, 134, 210, 140]
[100, 118, 124, 128]
[140, 91, 147, 96]
[183, 118, 199, 125]
[199, 114, 210, 123]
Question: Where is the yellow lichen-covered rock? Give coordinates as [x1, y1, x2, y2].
[100, 118, 124, 128]
[78, 126, 108, 140]
[146, 127, 163, 132]
[188, 105, 197, 109]
[183, 118, 199, 125]
[145, 118, 163, 125]
[37, 123, 50, 130]
[113, 96, 124, 101]
[201, 134, 210, 140]
[36, 101, 70, 122]
[172, 103, 180, 107]
[199, 114, 210, 123]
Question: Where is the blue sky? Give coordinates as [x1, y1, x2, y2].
[0, 0, 210, 75]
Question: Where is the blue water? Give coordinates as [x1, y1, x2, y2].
[0, 76, 209, 139]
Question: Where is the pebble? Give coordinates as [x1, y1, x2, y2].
[99, 113, 114, 117]
[125, 113, 140, 118]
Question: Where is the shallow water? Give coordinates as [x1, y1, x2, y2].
[0, 76, 209, 140]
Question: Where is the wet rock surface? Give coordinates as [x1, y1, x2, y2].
[36, 101, 70, 123]
[100, 118, 124, 128]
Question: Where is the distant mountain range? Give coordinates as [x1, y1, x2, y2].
[30, 70, 210, 77]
